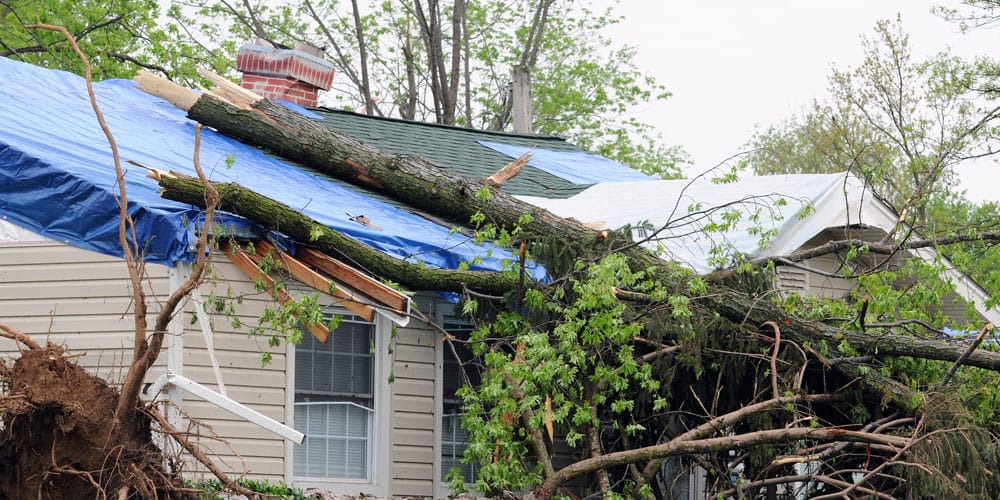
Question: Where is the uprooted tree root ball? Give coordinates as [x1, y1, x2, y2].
[0, 342, 191, 499]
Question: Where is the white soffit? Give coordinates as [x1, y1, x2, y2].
[0, 218, 50, 243]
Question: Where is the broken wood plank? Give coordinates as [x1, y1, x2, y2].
[486, 152, 531, 186]
[222, 243, 331, 343]
[253, 240, 376, 322]
[297, 247, 409, 315]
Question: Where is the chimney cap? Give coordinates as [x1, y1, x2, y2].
[236, 42, 335, 91]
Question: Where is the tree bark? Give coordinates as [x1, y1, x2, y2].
[157, 174, 517, 294]
[524, 427, 908, 500]
[709, 290, 1000, 372]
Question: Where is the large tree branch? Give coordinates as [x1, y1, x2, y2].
[156, 173, 518, 295]
[708, 290, 1000, 372]
[137, 78, 1000, 374]
[710, 231, 1000, 275]
[529, 422, 907, 499]
[136, 73, 666, 273]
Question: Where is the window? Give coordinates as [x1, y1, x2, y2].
[293, 316, 374, 480]
[440, 316, 479, 484]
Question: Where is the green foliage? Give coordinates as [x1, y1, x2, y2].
[925, 196, 1000, 305]
[166, 0, 686, 176]
[192, 478, 307, 499]
[0, 0, 227, 83]
[456, 254, 666, 494]
[4, 0, 686, 175]
[747, 17, 1000, 223]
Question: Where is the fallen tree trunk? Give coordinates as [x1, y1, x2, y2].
[157, 173, 1000, 373]
[140, 76, 1000, 364]
[156, 172, 518, 294]
[709, 290, 1000, 371]
[133, 73, 661, 271]
[154, 85, 1000, 498]
[185, 95, 588, 240]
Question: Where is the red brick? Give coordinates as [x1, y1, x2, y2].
[237, 42, 335, 106]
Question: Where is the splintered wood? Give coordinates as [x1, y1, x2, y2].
[135, 67, 262, 111]
[486, 152, 531, 186]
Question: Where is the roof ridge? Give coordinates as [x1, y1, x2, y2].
[312, 107, 568, 141]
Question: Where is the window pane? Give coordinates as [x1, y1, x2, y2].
[330, 353, 353, 393]
[346, 438, 368, 479]
[353, 356, 372, 395]
[440, 313, 478, 486]
[313, 350, 333, 393]
[441, 411, 476, 483]
[305, 435, 327, 478]
[294, 316, 375, 480]
[347, 404, 368, 438]
[327, 403, 347, 436]
[328, 438, 347, 478]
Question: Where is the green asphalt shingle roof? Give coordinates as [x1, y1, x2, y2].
[311, 107, 592, 199]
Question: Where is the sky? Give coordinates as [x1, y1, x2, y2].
[598, 0, 999, 202]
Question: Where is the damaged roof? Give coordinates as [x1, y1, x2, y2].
[310, 107, 649, 199]
[0, 56, 551, 279]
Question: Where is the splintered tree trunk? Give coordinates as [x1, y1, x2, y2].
[172, 93, 1000, 371]
[136, 75, 1000, 373]
[179, 93, 1000, 370]
[185, 95, 661, 270]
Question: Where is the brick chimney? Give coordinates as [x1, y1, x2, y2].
[236, 39, 334, 107]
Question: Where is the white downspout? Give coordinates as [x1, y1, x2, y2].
[190, 288, 228, 397]
[162, 263, 189, 457]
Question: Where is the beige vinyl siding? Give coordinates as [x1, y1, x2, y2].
[390, 308, 438, 498]
[0, 241, 169, 384]
[798, 253, 857, 300]
[787, 230, 864, 300]
[179, 259, 288, 482]
[0, 240, 289, 483]
[937, 291, 978, 325]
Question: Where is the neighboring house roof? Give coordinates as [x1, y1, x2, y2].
[518, 173, 868, 273]
[309, 107, 648, 199]
[521, 172, 1000, 325]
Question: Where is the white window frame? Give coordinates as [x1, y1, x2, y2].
[434, 302, 479, 498]
[285, 309, 391, 496]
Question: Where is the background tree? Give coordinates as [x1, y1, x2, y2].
[936, 0, 1000, 30]
[1, 0, 685, 176]
[167, 0, 686, 177]
[747, 18, 1000, 224]
[0, 0, 234, 81]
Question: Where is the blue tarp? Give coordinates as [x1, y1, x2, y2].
[479, 141, 652, 184]
[0, 57, 544, 280]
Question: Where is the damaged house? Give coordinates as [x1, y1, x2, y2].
[0, 42, 997, 499]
